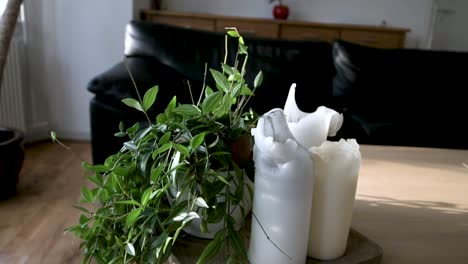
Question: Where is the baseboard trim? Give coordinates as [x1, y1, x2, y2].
[25, 122, 91, 142]
[52, 129, 91, 141]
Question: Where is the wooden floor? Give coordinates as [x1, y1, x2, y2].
[0, 141, 89, 264]
[0, 142, 467, 264]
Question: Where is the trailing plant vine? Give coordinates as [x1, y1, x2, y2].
[65, 29, 262, 264]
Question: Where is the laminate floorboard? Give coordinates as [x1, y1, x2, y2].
[0, 141, 91, 264]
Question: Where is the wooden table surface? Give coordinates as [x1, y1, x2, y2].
[0, 142, 467, 263]
[353, 145, 468, 264]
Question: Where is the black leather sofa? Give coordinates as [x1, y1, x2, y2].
[88, 20, 468, 164]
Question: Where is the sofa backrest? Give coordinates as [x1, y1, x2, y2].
[332, 40, 468, 148]
[124, 20, 336, 114]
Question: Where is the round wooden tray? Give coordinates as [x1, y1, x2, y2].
[167, 221, 383, 264]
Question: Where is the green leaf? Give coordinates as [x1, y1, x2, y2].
[227, 30, 240, 38]
[174, 104, 201, 116]
[141, 187, 152, 207]
[72, 205, 90, 214]
[121, 98, 144, 112]
[64, 225, 82, 235]
[126, 208, 142, 227]
[240, 85, 253, 96]
[202, 91, 223, 114]
[232, 83, 242, 98]
[87, 174, 103, 187]
[228, 72, 241, 82]
[239, 36, 245, 45]
[167, 96, 177, 111]
[150, 164, 164, 184]
[173, 212, 188, 222]
[200, 219, 208, 233]
[124, 142, 138, 152]
[143, 85, 159, 111]
[82, 162, 109, 173]
[114, 200, 141, 206]
[254, 70, 263, 88]
[196, 231, 225, 264]
[126, 122, 140, 134]
[183, 212, 200, 225]
[79, 214, 89, 225]
[150, 189, 165, 200]
[230, 231, 248, 261]
[125, 242, 136, 256]
[114, 131, 126, 138]
[195, 197, 209, 208]
[217, 175, 230, 186]
[50, 131, 57, 142]
[173, 225, 185, 245]
[119, 121, 124, 132]
[153, 143, 172, 158]
[210, 69, 229, 93]
[221, 63, 233, 75]
[239, 44, 248, 54]
[190, 133, 206, 149]
[163, 237, 173, 254]
[218, 94, 231, 116]
[156, 113, 169, 124]
[172, 143, 190, 156]
[81, 186, 94, 203]
[205, 86, 214, 97]
[138, 151, 151, 177]
[159, 132, 171, 145]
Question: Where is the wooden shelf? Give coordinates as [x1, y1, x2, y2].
[141, 10, 410, 48]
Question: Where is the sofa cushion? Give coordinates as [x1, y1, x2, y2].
[125, 20, 224, 81]
[332, 40, 468, 148]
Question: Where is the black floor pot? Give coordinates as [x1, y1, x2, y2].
[0, 127, 25, 199]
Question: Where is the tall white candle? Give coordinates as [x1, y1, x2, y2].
[307, 139, 361, 260]
[249, 109, 314, 264]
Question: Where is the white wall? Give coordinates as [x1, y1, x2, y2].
[431, 0, 468, 51]
[24, 0, 132, 140]
[166, 0, 434, 48]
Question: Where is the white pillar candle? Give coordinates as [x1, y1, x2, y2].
[249, 109, 314, 264]
[307, 139, 361, 260]
[284, 83, 343, 149]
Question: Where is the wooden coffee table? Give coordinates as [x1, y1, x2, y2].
[167, 220, 382, 263]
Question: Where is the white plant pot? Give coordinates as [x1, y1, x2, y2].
[168, 151, 253, 239]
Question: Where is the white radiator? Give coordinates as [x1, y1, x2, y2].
[0, 35, 26, 131]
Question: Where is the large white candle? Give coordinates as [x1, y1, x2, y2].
[249, 109, 314, 264]
[307, 139, 361, 260]
[284, 83, 343, 149]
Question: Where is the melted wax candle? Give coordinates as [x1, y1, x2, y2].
[249, 109, 314, 264]
[284, 83, 343, 149]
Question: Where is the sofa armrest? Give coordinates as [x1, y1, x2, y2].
[88, 56, 163, 102]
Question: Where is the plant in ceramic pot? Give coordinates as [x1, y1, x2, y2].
[64, 29, 262, 263]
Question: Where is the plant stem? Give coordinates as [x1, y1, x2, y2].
[124, 58, 151, 125]
[197, 63, 209, 106]
[186, 80, 195, 105]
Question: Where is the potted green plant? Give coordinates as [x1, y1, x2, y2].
[62, 29, 263, 263]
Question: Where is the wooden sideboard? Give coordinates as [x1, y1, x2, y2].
[141, 10, 410, 49]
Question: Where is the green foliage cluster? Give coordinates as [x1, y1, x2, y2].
[67, 29, 262, 263]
